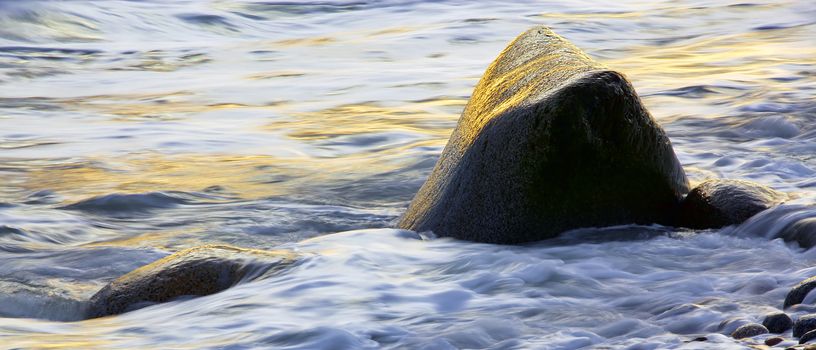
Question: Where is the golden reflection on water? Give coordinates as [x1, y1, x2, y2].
[22, 155, 294, 201]
[8, 98, 460, 205]
[57, 92, 274, 121]
[245, 71, 308, 80]
[267, 99, 463, 140]
[2, 337, 111, 350]
[1, 332, 250, 350]
[249, 24, 427, 50]
[274, 36, 337, 47]
[82, 227, 205, 250]
[2, 316, 182, 350]
[19, 144, 435, 204]
[608, 28, 816, 86]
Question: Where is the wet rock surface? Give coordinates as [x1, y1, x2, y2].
[764, 312, 794, 333]
[765, 336, 784, 346]
[677, 179, 786, 229]
[731, 323, 769, 339]
[803, 330, 816, 344]
[86, 245, 297, 318]
[794, 315, 816, 338]
[786, 277, 816, 309]
[398, 26, 688, 244]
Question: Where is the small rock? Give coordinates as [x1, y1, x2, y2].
[803, 330, 816, 344]
[677, 179, 786, 229]
[731, 323, 769, 339]
[765, 337, 784, 346]
[719, 317, 752, 335]
[86, 245, 297, 318]
[779, 216, 816, 250]
[794, 314, 816, 338]
[786, 276, 816, 309]
[765, 312, 795, 333]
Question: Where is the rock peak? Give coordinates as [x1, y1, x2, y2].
[398, 27, 689, 244]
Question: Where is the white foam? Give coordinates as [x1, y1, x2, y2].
[3, 228, 812, 348]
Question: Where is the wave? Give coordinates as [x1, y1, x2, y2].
[59, 191, 224, 215]
[649, 85, 741, 99]
[0, 46, 101, 57]
[731, 204, 816, 248]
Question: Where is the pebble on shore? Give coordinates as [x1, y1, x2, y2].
[794, 315, 816, 338]
[731, 323, 769, 339]
[764, 336, 784, 346]
[786, 276, 816, 309]
[764, 312, 794, 333]
[802, 330, 816, 344]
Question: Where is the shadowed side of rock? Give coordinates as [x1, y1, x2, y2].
[398, 26, 688, 244]
[85, 245, 297, 318]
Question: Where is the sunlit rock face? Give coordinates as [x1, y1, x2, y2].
[398, 26, 689, 244]
[678, 179, 787, 229]
[86, 245, 297, 318]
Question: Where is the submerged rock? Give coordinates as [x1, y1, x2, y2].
[778, 217, 816, 249]
[86, 245, 297, 318]
[765, 336, 784, 346]
[794, 315, 816, 338]
[678, 179, 786, 229]
[731, 323, 768, 339]
[786, 277, 816, 309]
[733, 205, 816, 249]
[398, 26, 688, 244]
[764, 312, 794, 333]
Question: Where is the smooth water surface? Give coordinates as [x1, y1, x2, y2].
[1, 0, 815, 348]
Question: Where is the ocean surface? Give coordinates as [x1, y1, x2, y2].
[1, 0, 815, 349]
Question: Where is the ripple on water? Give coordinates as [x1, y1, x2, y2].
[59, 192, 195, 215]
[0, 229, 796, 348]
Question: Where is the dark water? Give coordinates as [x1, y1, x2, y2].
[0, 0, 815, 348]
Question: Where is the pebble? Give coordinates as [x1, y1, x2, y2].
[785, 276, 816, 309]
[794, 315, 816, 338]
[765, 312, 794, 333]
[731, 323, 769, 339]
[765, 337, 783, 346]
[803, 330, 816, 344]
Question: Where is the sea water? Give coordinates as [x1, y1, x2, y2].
[0, 0, 815, 348]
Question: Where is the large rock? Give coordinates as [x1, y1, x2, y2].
[397, 26, 688, 244]
[677, 179, 786, 229]
[86, 245, 297, 318]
